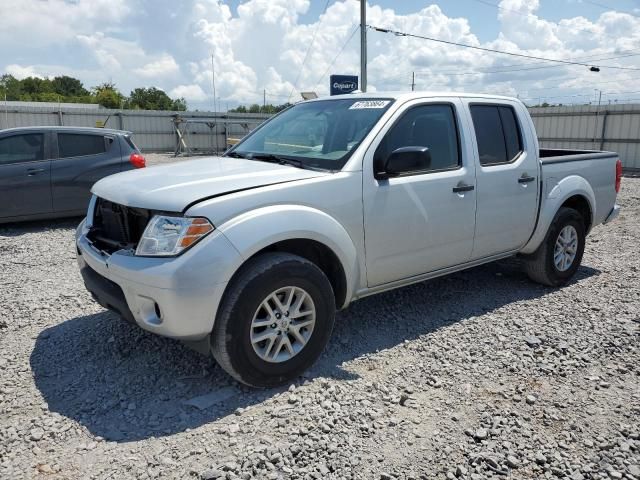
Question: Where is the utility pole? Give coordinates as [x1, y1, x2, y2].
[211, 54, 219, 154]
[411, 72, 415, 92]
[211, 54, 217, 114]
[263, 89, 266, 111]
[360, 0, 367, 92]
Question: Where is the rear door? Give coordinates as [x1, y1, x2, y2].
[465, 100, 539, 259]
[0, 131, 52, 219]
[51, 131, 121, 213]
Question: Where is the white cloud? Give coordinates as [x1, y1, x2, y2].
[170, 84, 208, 101]
[4, 64, 44, 80]
[1, 0, 640, 108]
[0, 0, 130, 48]
[135, 55, 180, 78]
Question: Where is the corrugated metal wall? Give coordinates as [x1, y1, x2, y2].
[2, 103, 639, 168]
[0, 105, 270, 154]
[529, 104, 640, 170]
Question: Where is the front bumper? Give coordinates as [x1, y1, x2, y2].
[603, 203, 621, 224]
[76, 219, 242, 340]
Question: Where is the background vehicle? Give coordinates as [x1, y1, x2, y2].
[0, 126, 145, 224]
[76, 92, 621, 388]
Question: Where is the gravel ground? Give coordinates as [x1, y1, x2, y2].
[0, 174, 638, 480]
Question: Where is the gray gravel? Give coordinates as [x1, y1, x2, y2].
[1, 173, 638, 480]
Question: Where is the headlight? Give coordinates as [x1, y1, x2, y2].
[136, 216, 214, 257]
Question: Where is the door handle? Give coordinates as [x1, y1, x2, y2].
[518, 175, 536, 184]
[453, 183, 475, 193]
[27, 168, 45, 176]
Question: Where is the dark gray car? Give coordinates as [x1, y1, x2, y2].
[0, 126, 145, 224]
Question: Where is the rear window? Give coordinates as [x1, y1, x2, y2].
[58, 133, 106, 158]
[0, 134, 44, 165]
[123, 135, 139, 152]
[470, 105, 523, 166]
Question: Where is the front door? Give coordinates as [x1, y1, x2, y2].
[0, 132, 52, 219]
[363, 99, 477, 287]
[466, 101, 539, 259]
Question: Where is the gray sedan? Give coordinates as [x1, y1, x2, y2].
[0, 126, 145, 224]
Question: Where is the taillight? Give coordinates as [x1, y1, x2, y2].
[615, 159, 622, 193]
[130, 153, 146, 169]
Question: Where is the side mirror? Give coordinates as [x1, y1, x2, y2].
[376, 146, 431, 179]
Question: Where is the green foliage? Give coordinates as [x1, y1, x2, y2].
[128, 87, 187, 111]
[92, 82, 124, 109]
[0, 73, 187, 110]
[0, 74, 22, 99]
[229, 103, 290, 114]
[51, 76, 89, 97]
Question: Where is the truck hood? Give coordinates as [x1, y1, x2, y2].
[91, 156, 329, 212]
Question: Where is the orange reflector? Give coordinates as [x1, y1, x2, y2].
[178, 218, 214, 249]
[179, 236, 202, 248]
[186, 225, 213, 235]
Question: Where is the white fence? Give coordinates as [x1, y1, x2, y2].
[2, 102, 639, 169]
[0, 105, 270, 154]
[529, 104, 640, 171]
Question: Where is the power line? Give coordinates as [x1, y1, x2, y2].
[581, 0, 638, 16]
[368, 25, 640, 71]
[379, 52, 640, 86]
[313, 25, 360, 88]
[287, 0, 331, 102]
[521, 89, 640, 101]
[467, 0, 533, 16]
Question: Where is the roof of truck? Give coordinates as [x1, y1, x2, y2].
[309, 91, 520, 103]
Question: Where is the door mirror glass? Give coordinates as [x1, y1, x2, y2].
[382, 146, 431, 178]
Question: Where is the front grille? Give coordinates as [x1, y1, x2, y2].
[87, 198, 152, 254]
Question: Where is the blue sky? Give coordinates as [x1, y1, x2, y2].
[1, 0, 639, 108]
[226, 0, 639, 41]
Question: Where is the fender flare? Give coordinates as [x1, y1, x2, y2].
[216, 204, 359, 308]
[521, 174, 596, 255]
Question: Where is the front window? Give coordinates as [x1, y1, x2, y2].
[229, 98, 394, 170]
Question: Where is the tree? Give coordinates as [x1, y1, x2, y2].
[171, 97, 187, 111]
[0, 74, 22, 100]
[229, 103, 291, 114]
[92, 82, 124, 109]
[20, 77, 54, 96]
[51, 76, 88, 97]
[128, 87, 186, 111]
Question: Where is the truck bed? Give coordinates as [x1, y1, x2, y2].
[539, 148, 618, 164]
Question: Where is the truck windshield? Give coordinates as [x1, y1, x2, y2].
[229, 98, 394, 170]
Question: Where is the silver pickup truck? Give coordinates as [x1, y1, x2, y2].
[76, 92, 621, 387]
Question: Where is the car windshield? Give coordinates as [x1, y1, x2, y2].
[228, 98, 394, 170]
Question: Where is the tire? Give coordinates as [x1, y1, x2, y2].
[524, 207, 586, 287]
[211, 252, 336, 388]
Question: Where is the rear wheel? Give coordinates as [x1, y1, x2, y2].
[524, 207, 586, 287]
[211, 253, 335, 388]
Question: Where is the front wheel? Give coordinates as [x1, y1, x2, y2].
[524, 207, 586, 287]
[211, 253, 336, 388]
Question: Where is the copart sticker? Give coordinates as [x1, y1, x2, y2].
[349, 100, 391, 109]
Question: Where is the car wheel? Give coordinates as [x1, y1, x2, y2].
[211, 252, 336, 388]
[524, 207, 586, 287]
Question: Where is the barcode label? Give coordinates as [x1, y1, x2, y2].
[349, 100, 391, 109]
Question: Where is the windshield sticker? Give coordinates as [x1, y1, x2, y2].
[349, 100, 391, 109]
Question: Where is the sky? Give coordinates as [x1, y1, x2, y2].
[1, 0, 639, 109]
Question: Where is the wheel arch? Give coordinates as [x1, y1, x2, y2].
[521, 175, 595, 255]
[218, 205, 359, 309]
